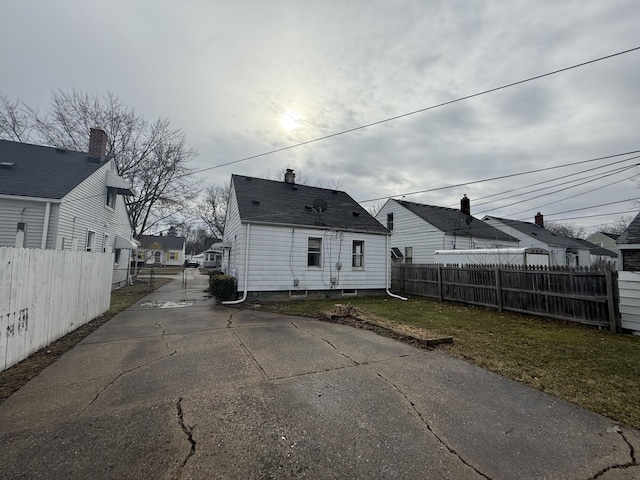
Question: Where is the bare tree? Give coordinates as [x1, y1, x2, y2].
[0, 93, 31, 142]
[595, 216, 632, 236]
[544, 221, 587, 239]
[197, 183, 230, 238]
[0, 89, 200, 236]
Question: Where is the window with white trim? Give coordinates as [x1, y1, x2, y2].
[352, 240, 364, 268]
[308, 237, 322, 267]
[103, 234, 109, 253]
[86, 231, 96, 252]
[387, 213, 394, 230]
[404, 246, 413, 264]
[106, 187, 116, 209]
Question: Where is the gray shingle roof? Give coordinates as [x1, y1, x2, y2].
[483, 215, 586, 248]
[571, 237, 618, 258]
[396, 200, 518, 242]
[231, 174, 389, 234]
[617, 211, 640, 245]
[0, 139, 108, 199]
[138, 235, 186, 250]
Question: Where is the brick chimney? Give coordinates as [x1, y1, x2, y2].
[460, 194, 470, 215]
[535, 212, 544, 228]
[284, 168, 296, 184]
[88, 127, 108, 162]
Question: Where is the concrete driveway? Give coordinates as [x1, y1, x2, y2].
[1, 270, 638, 479]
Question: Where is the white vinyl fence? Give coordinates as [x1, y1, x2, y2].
[0, 247, 113, 372]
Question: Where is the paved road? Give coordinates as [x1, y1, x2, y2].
[1, 270, 638, 479]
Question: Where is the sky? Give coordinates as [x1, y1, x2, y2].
[2, 0, 640, 233]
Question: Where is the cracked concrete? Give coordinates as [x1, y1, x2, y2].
[1, 270, 639, 479]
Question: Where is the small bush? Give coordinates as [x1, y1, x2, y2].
[210, 274, 236, 301]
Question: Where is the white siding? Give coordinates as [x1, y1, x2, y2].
[484, 218, 590, 268]
[242, 224, 387, 292]
[0, 197, 59, 249]
[618, 271, 640, 333]
[375, 199, 518, 264]
[222, 183, 243, 281]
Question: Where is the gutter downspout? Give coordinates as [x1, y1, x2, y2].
[386, 235, 407, 301]
[223, 223, 250, 305]
[41, 202, 51, 249]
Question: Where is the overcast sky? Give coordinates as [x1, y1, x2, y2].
[2, 0, 639, 232]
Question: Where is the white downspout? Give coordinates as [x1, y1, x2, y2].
[386, 235, 407, 301]
[223, 223, 250, 305]
[41, 202, 51, 249]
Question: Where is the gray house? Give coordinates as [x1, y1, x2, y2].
[0, 128, 137, 288]
[375, 197, 519, 264]
[483, 213, 590, 268]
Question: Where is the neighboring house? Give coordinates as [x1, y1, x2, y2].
[137, 235, 186, 266]
[221, 170, 390, 301]
[0, 128, 136, 289]
[571, 237, 618, 269]
[586, 231, 620, 258]
[202, 238, 222, 268]
[374, 196, 519, 264]
[483, 213, 590, 267]
[616, 212, 640, 333]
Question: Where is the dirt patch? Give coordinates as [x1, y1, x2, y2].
[318, 304, 453, 349]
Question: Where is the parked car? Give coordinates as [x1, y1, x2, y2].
[186, 260, 200, 268]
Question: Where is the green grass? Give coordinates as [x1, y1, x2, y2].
[260, 296, 640, 429]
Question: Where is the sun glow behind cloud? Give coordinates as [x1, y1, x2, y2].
[280, 110, 301, 131]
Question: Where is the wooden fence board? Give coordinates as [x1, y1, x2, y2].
[393, 264, 619, 330]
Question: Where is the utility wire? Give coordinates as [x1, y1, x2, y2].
[188, 46, 640, 177]
[457, 156, 640, 210]
[359, 149, 640, 203]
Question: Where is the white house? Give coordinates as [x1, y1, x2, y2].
[374, 196, 519, 264]
[483, 213, 590, 268]
[221, 170, 391, 301]
[0, 128, 137, 289]
[616, 212, 640, 333]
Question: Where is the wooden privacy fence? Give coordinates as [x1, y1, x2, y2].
[0, 247, 113, 372]
[392, 264, 619, 330]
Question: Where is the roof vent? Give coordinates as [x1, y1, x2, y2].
[55, 146, 67, 153]
[352, 211, 360, 217]
[252, 199, 260, 205]
[0, 162, 16, 170]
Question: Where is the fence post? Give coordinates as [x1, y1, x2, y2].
[438, 265, 443, 301]
[495, 266, 503, 312]
[605, 266, 619, 332]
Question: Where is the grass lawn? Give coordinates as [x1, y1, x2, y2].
[261, 295, 640, 430]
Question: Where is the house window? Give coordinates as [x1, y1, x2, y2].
[103, 234, 109, 253]
[154, 251, 162, 263]
[86, 231, 96, 252]
[114, 248, 122, 264]
[404, 246, 413, 264]
[15, 222, 27, 248]
[352, 240, 364, 268]
[387, 213, 394, 230]
[106, 187, 117, 209]
[308, 237, 322, 267]
[168, 252, 178, 260]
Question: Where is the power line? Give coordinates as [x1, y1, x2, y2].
[188, 46, 640, 177]
[359, 149, 640, 203]
[458, 156, 640, 211]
